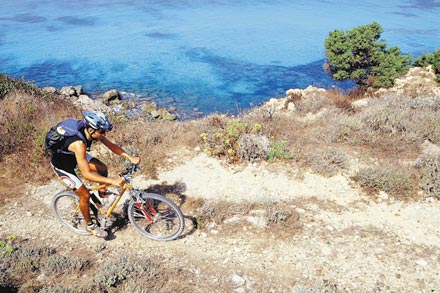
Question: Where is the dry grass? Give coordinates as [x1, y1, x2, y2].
[0, 89, 79, 197]
[351, 165, 417, 200]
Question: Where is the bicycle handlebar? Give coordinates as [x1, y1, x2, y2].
[119, 164, 140, 179]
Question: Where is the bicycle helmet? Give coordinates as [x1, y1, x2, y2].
[82, 111, 113, 132]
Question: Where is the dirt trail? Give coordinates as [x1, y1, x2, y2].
[1, 153, 440, 292]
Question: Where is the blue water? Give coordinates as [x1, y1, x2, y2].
[1, 0, 439, 116]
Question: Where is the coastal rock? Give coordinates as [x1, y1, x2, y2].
[151, 108, 177, 121]
[73, 85, 84, 96]
[286, 88, 302, 98]
[102, 89, 121, 105]
[60, 86, 77, 97]
[302, 85, 327, 99]
[42, 87, 57, 94]
[73, 94, 110, 112]
[143, 102, 158, 113]
[375, 66, 440, 98]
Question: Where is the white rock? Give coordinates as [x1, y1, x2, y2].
[415, 259, 428, 266]
[231, 274, 246, 287]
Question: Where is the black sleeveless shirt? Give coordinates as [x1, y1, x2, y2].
[50, 127, 93, 171]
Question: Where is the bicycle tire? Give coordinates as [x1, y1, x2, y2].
[127, 192, 184, 241]
[51, 190, 91, 236]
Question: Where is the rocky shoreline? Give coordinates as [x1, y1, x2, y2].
[42, 85, 181, 121]
[42, 66, 440, 123]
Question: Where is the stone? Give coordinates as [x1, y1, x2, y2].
[238, 134, 270, 162]
[73, 85, 84, 96]
[231, 274, 246, 287]
[102, 89, 121, 105]
[415, 259, 428, 266]
[60, 86, 77, 97]
[351, 98, 370, 109]
[42, 87, 57, 94]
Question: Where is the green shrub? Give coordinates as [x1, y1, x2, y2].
[413, 48, 440, 83]
[0, 235, 16, 255]
[266, 140, 293, 163]
[0, 74, 52, 100]
[324, 22, 411, 89]
[413, 53, 435, 67]
[201, 118, 263, 163]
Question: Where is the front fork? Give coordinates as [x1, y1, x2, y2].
[133, 191, 157, 222]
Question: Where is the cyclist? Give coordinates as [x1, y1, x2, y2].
[49, 111, 140, 238]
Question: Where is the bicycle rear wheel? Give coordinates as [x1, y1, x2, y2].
[127, 192, 184, 241]
[51, 190, 90, 235]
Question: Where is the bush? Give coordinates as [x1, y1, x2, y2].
[266, 140, 293, 163]
[327, 95, 440, 149]
[0, 239, 55, 287]
[415, 153, 440, 199]
[201, 117, 264, 163]
[413, 53, 435, 67]
[305, 148, 349, 177]
[324, 22, 411, 89]
[92, 255, 159, 290]
[351, 166, 415, 200]
[43, 254, 88, 275]
[0, 73, 53, 100]
[412, 48, 440, 83]
[40, 284, 80, 293]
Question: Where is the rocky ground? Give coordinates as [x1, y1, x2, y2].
[1, 152, 440, 292]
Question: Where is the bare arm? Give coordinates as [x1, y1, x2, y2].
[101, 137, 141, 165]
[69, 140, 122, 186]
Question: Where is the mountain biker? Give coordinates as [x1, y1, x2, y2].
[49, 111, 140, 238]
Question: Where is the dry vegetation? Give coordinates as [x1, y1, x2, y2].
[1, 71, 440, 291]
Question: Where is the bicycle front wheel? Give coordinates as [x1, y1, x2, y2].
[51, 190, 90, 235]
[127, 192, 184, 241]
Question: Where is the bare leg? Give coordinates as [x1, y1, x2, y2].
[76, 183, 108, 238]
[75, 184, 92, 223]
[89, 158, 108, 177]
[89, 158, 110, 196]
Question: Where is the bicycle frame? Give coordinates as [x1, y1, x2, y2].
[89, 183, 130, 218]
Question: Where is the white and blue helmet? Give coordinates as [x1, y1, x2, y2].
[82, 111, 113, 132]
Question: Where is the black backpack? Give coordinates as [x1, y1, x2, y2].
[45, 118, 86, 155]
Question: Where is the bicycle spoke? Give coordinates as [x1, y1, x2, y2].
[52, 191, 90, 235]
[128, 193, 184, 241]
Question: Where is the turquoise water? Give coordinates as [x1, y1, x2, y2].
[1, 0, 439, 116]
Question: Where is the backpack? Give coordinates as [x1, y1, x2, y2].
[45, 118, 87, 155]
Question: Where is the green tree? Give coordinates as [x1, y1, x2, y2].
[324, 22, 411, 89]
[413, 53, 435, 67]
[413, 49, 440, 83]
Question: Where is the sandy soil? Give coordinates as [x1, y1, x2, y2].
[1, 152, 440, 292]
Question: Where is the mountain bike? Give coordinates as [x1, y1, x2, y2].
[51, 164, 184, 241]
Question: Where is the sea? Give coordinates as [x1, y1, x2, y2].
[1, 0, 439, 117]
